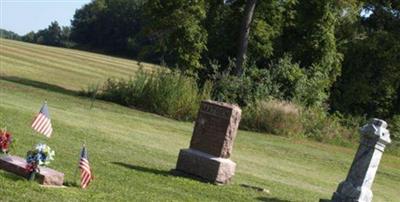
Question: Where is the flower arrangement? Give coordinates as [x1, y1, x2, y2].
[0, 128, 12, 154]
[25, 143, 55, 180]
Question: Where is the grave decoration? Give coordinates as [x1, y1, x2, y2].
[0, 129, 13, 154]
[0, 102, 64, 186]
[26, 143, 55, 181]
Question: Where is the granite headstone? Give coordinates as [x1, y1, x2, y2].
[176, 100, 241, 184]
[331, 118, 391, 202]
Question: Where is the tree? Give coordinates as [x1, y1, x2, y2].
[71, 0, 146, 55]
[234, 0, 257, 76]
[331, 1, 400, 118]
[141, 0, 207, 73]
[22, 31, 35, 43]
[23, 21, 63, 46]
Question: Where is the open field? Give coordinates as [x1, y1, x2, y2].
[0, 39, 399, 201]
[0, 38, 156, 90]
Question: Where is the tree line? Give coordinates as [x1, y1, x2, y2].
[3, 0, 399, 127]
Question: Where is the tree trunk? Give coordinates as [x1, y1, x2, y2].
[234, 0, 257, 77]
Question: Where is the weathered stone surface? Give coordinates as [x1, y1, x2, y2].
[0, 155, 64, 186]
[176, 100, 241, 184]
[332, 119, 391, 202]
[176, 149, 236, 184]
[190, 100, 241, 158]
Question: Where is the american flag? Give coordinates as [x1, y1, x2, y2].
[31, 102, 53, 137]
[79, 145, 93, 189]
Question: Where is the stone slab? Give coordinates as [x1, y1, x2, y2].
[190, 100, 241, 158]
[175, 149, 236, 184]
[0, 155, 64, 186]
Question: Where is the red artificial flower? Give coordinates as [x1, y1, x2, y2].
[26, 162, 38, 173]
[0, 131, 12, 153]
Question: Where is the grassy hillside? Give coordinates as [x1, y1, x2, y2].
[0, 39, 399, 202]
[0, 39, 156, 90]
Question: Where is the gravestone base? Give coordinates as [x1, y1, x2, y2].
[176, 149, 236, 184]
[332, 181, 373, 202]
[0, 155, 64, 186]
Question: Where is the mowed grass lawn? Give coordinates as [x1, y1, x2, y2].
[0, 39, 399, 202]
[0, 38, 156, 90]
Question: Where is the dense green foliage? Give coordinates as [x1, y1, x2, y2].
[331, 1, 400, 120]
[140, 0, 207, 73]
[95, 68, 212, 120]
[71, 0, 146, 55]
[67, 0, 349, 107]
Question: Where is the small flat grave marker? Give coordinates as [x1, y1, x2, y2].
[0, 155, 64, 186]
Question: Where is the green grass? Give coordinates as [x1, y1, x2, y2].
[0, 39, 399, 202]
[0, 38, 157, 91]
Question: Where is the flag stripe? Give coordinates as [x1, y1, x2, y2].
[31, 114, 42, 128]
[38, 119, 50, 134]
[31, 103, 53, 138]
[79, 146, 92, 189]
[32, 114, 44, 128]
[33, 115, 46, 131]
[43, 126, 53, 137]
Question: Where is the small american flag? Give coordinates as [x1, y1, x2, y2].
[79, 145, 93, 189]
[31, 102, 53, 137]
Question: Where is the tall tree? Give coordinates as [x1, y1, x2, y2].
[234, 0, 257, 76]
[141, 0, 207, 73]
[32, 21, 62, 46]
[331, 0, 400, 118]
[71, 0, 145, 55]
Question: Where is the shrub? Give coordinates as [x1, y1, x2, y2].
[300, 107, 359, 145]
[270, 55, 306, 101]
[212, 67, 280, 106]
[241, 100, 303, 137]
[241, 99, 359, 146]
[269, 55, 331, 107]
[98, 69, 211, 121]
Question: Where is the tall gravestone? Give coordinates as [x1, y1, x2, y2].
[175, 100, 241, 184]
[331, 118, 391, 202]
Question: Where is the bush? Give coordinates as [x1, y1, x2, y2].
[241, 99, 359, 146]
[301, 107, 358, 145]
[212, 67, 280, 106]
[241, 100, 303, 137]
[98, 69, 211, 121]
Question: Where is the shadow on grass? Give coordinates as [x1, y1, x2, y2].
[111, 162, 212, 183]
[0, 171, 26, 181]
[63, 181, 80, 188]
[111, 162, 170, 177]
[256, 197, 292, 202]
[0, 75, 78, 96]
